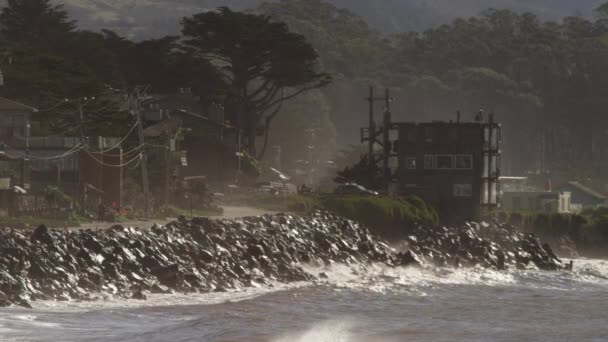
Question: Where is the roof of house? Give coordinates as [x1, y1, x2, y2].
[562, 181, 607, 200]
[143, 117, 181, 137]
[0, 97, 38, 112]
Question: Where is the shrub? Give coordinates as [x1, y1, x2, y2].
[319, 195, 438, 237]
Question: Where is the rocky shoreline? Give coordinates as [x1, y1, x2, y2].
[397, 220, 565, 271]
[0, 212, 564, 308]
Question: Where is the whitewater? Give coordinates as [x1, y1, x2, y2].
[0, 258, 606, 341]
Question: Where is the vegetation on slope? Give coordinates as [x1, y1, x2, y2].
[222, 193, 438, 238]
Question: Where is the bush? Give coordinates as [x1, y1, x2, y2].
[319, 195, 438, 238]
[222, 192, 438, 239]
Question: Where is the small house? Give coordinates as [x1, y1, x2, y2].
[502, 191, 571, 214]
[556, 181, 607, 212]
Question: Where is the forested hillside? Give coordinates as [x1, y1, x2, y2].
[23, 0, 605, 38]
[258, 0, 608, 185]
[3, 0, 608, 185]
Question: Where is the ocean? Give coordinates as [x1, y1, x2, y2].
[0, 259, 607, 342]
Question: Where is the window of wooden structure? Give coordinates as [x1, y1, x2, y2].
[406, 157, 416, 169]
[454, 155, 473, 169]
[436, 155, 453, 169]
[424, 155, 435, 169]
[454, 184, 472, 198]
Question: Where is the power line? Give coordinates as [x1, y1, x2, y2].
[94, 119, 141, 153]
[3, 143, 83, 161]
[82, 148, 143, 168]
[81, 143, 144, 158]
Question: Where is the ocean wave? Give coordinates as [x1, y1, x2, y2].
[304, 258, 608, 294]
[271, 319, 376, 342]
[2, 258, 606, 315]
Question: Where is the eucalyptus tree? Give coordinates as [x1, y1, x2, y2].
[0, 0, 75, 51]
[180, 7, 331, 157]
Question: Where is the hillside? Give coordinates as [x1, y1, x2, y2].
[330, 0, 605, 32]
[8, 0, 602, 38]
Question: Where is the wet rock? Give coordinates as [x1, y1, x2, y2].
[396, 250, 422, 267]
[0, 211, 564, 308]
[150, 283, 171, 294]
[31, 225, 53, 245]
[131, 290, 147, 300]
[402, 220, 564, 272]
[247, 244, 265, 258]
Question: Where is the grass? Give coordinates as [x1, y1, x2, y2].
[319, 195, 438, 236]
[221, 193, 438, 238]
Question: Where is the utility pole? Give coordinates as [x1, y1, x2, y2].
[235, 128, 243, 184]
[363, 86, 394, 192]
[382, 88, 392, 186]
[22, 120, 30, 190]
[367, 86, 375, 169]
[77, 98, 91, 209]
[305, 125, 318, 187]
[134, 88, 151, 214]
[77, 100, 83, 209]
[164, 130, 172, 207]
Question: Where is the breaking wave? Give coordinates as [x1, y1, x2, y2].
[18, 258, 608, 312]
[0, 259, 607, 342]
[272, 320, 360, 342]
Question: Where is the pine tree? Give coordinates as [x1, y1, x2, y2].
[0, 0, 75, 49]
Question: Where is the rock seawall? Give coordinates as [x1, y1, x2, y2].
[0, 212, 394, 308]
[0, 213, 565, 308]
[397, 221, 564, 271]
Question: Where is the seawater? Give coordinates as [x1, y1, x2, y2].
[0, 259, 607, 342]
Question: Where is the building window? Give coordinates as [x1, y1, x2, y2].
[436, 155, 453, 169]
[424, 155, 435, 169]
[454, 155, 473, 169]
[406, 157, 416, 169]
[454, 184, 472, 198]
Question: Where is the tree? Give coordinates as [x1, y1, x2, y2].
[335, 154, 384, 191]
[180, 7, 331, 158]
[44, 90, 135, 137]
[596, 2, 608, 19]
[0, 0, 75, 50]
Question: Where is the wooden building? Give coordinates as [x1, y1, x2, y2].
[395, 119, 501, 222]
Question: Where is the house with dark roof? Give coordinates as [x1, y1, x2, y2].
[556, 181, 608, 211]
[141, 89, 248, 203]
[0, 97, 124, 213]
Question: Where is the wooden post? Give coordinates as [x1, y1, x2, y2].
[368, 86, 375, 169]
[134, 90, 151, 215]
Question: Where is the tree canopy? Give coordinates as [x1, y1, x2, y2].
[2, 0, 608, 186]
[180, 7, 331, 157]
[0, 0, 75, 50]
